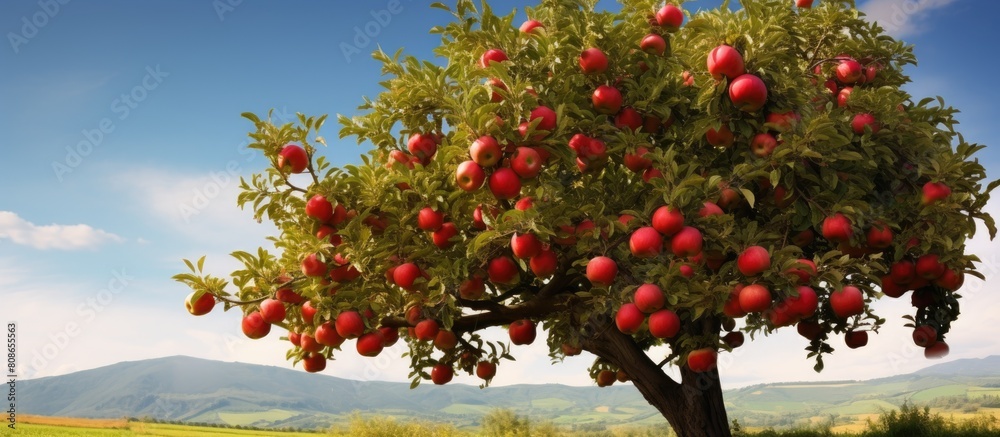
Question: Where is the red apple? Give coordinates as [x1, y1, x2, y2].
[305, 195, 333, 223]
[432, 222, 459, 249]
[431, 364, 454, 385]
[335, 311, 365, 339]
[301, 253, 327, 277]
[845, 330, 868, 349]
[301, 301, 318, 325]
[579, 47, 609, 74]
[300, 333, 324, 353]
[707, 45, 745, 80]
[592, 85, 623, 115]
[706, 124, 734, 147]
[785, 259, 817, 284]
[687, 348, 717, 373]
[913, 325, 938, 348]
[723, 331, 745, 348]
[851, 113, 880, 135]
[724, 287, 748, 318]
[934, 269, 964, 291]
[596, 370, 616, 387]
[830, 285, 865, 318]
[629, 226, 663, 258]
[508, 319, 537, 345]
[586, 256, 618, 287]
[393, 262, 422, 291]
[837, 86, 852, 108]
[787, 286, 819, 318]
[765, 111, 800, 132]
[797, 320, 822, 340]
[623, 146, 653, 172]
[407, 133, 438, 165]
[634, 283, 665, 313]
[750, 133, 778, 157]
[277, 144, 308, 174]
[301, 352, 326, 373]
[434, 330, 458, 351]
[737, 246, 771, 276]
[881, 276, 907, 298]
[836, 59, 863, 84]
[357, 331, 385, 357]
[614, 107, 644, 131]
[655, 4, 684, 31]
[479, 48, 508, 68]
[652, 206, 685, 236]
[698, 201, 724, 217]
[511, 232, 542, 259]
[671, 226, 703, 257]
[470, 136, 502, 167]
[924, 341, 949, 359]
[259, 298, 286, 324]
[915, 254, 945, 280]
[821, 213, 853, 243]
[456, 160, 486, 191]
[561, 343, 582, 356]
[640, 34, 666, 55]
[275, 288, 303, 304]
[529, 248, 558, 278]
[648, 309, 680, 338]
[414, 319, 440, 342]
[511, 147, 542, 179]
[487, 78, 507, 102]
[615, 303, 645, 334]
[739, 284, 772, 313]
[488, 256, 520, 285]
[642, 167, 663, 183]
[185, 291, 215, 316]
[530, 105, 558, 132]
[489, 168, 522, 200]
[417, 207, 444, 231]
[476, 361, 497, 380]
[315, 321, 345, 347]
[890, 260, 916, 284]
[514, 196, 534, 211]
[729, 74, 768, 112]
[459, 276, 485, 300]
[519, 19, 544, 33]
[242, 311, 271, 339]
[921, 182, 951, 205]
[796, 0, 814, 8]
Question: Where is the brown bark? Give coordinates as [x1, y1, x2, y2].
[581, 320, 731, 437]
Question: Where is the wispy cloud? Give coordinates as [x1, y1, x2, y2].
[859, 0, 958, 38]
[0, 211, 123, 250]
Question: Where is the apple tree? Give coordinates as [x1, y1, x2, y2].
[173, 1, 997, 436]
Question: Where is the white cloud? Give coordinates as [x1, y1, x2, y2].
[0, 211, 123, 250]
[859, 0, 957, 38]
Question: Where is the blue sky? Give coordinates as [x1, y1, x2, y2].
[2, 0, 999, 389]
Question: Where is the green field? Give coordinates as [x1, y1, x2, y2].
[1, 422, 320, 437]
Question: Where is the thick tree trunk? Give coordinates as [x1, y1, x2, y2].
[581, 323, 731, 437]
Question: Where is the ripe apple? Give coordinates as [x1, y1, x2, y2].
[634, 283, 665, 313]
[921, 182, 951, 205]
[865, 224, 893, 249]
[796, 0, 814, 8]
[913, 325, 938, 348]
[648, 309, 680, 338]
[707, 45, 745, 80]
[529, 248, 558, 278]
[836, 59, 863, 84]
[706, 124, 734, 147]
[456, 160, 486, 191]
[890, 260, 916, 284]
[623, 146, 653, 172]
[356, 331, 385, 357]
[682, 70, 695, 86]
[379, 326, 399, 347]
[698, 201, 724, 217]
[431, 222, 458, 249]
[723, 332, 745, 348]
[837, 86, 852, 107]
[414, 319, 440, 342]
[766, 111, 800, 132]
[880, 276, 907, 298]
[592, 85, 623, 114]
[489, 168, 522, 200]
[300, 333, 324, 353]
[407, 133, 438, 165]
[511, 147, 542, 179]
[671, 226, 703, 257]
[508, 319, 537, 345]
[687, 348, 718, 373]
[655, 4, 684, 31]
[642, 167, 663, 182]
[596, 370, 616, 387]
[785, 259, 817, 284]
[629, 227, 663, 258]
[315, 321, 345, 347]
[652, 206, 685, 236]
[679, 264, 694, 277]
[729, 74, 768, 112]
[750, 133, 778, 157]
[472, 205, 488, 230]
[511, 232, 542, 259]
[530, 106, 558, 132]
[830, 285, 865, 318]
[738, 284, 772, 313]
[787, 286, 819, 318]
[434, 330, 458, 351]
[259, 298, 286, 324]
[417, 207, 444, 231]
[301, 253, 327, 277]
[561, 343, 582, 356]
[514, 197, 534, 211]
[519, 19, 544, 33]
[579, 47, 609, 74]
[335, 311, 365, 339]
[275, 288, 304, 304]
[924, 341, 949, 359]
[305, 195, 333, 223]
[821, 213, 853, 243]
[934, 269, 964, 291]
[845, 330, 868, 349]
[737, 246, 771, 276]
[459, 276, 485, 300]
[640, 34, 667, 55]
[797, 320, 822, 340]
[724, 287, 748, 318]
[393, 262, 422, 291]
[586, 256, 618, 287]
[615, 303, 645, 334]
[242, 311, 271, 339]
[915, 254, 945, 279]
[479, 48, 508, 68]
[301, 352, 326, 373]
[185, 291, 215, 316]
[470, 136, 502, 167]
[476, 361, 497, 380]
[301, 301, 318, 325]
[614, 107, 644, 131]
[277, 144, 308, 174]
[487, 78, 507, 102]
[431, 364, 454, 385]
[851, 113, 880, 135]
[488, 256, 520, 285]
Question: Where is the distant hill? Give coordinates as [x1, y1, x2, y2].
[20, 355, 1000, 430]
